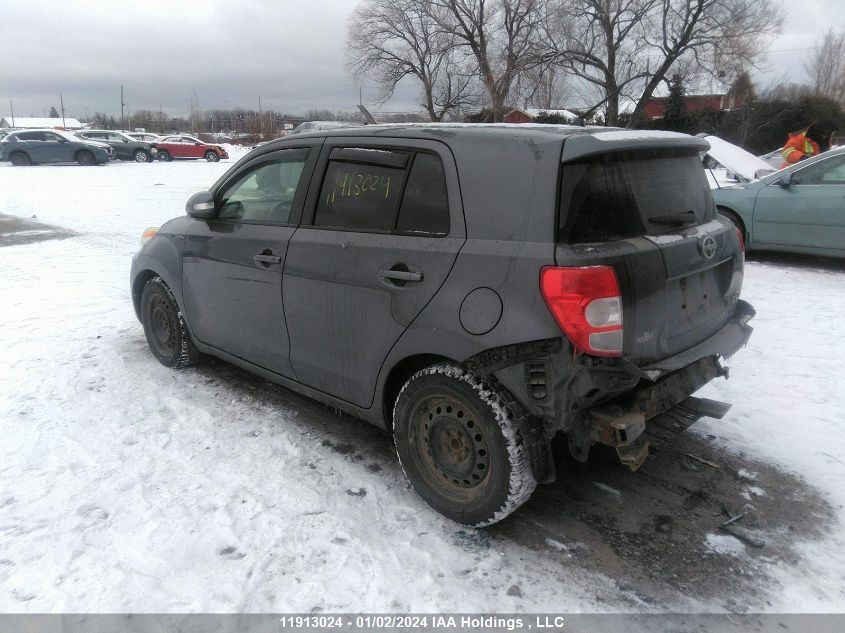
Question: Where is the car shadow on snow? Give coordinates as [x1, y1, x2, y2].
[158, 353, 835, 612]
[746, 250, 845, 273]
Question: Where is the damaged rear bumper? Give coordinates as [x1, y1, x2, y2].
[573, 300, 755, 469]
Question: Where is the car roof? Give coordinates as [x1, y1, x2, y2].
[267, 123, 708, 160]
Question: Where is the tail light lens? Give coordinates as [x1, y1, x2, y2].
[540, 266, 623, 357]
[735, 227, 745, 252]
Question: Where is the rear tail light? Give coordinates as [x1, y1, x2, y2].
[540, 266, 623, 357]
[140, 227, 159, 248]
[735, 227, 745, 252]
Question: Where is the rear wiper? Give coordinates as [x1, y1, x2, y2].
[648, 210, 697, 226]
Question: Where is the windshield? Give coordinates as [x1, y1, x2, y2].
[559, 148, 717, 243]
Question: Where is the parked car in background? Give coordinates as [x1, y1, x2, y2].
[0, 129, 112, 165]
[699, 134, 776, 188]
[713, 146, 845, 258]
[759, 148, 785, 171]
[131, 124, 753, 526]
[76, 130, 157, 162]
[288, 121, 358, 135]
[127, 132, 161, 143]
[154, 135, 228, 162]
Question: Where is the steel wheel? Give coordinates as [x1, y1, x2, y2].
[204, 150, 219, 162]
[393, 364, 536, 526]
[414, 395, 491, 494]
[134, 149, 149, 162]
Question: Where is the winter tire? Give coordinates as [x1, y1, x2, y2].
[204, 150, 220, 162]
[134, 149, 151, 163]
[157, 150, 172, 162]
[393, 363, 536, 527]
[76, 150, 95, 166]
[141, 277, 200, 369]
[9, 152, 31, 166]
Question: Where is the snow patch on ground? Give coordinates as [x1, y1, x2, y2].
[705, 534, 747, 557]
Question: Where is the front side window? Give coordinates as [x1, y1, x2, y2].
[218, 149, 309, 223]
[793, 155, 845, 185]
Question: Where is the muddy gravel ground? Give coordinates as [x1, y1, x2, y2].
[191, 357, 835, 613]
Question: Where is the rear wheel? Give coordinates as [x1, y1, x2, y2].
[9, 152, 31, 166]
[393, 363, 536, 527]
[718, 207, 747, 244]
[76, 150, 95, 166]
[134, 149, 151, 163]
[157, 150, 172, 162]
[140, 277, 200, 368]
[204, 150, 220, 162]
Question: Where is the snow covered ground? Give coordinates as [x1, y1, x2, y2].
[1, 153, 844, 614]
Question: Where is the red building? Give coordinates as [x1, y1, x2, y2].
[643, 93, 746, 121]
[503, 108, 579, 124]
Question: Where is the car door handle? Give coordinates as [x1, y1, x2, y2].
[379, 268, 423, 282]
[254, 252, 281, 265]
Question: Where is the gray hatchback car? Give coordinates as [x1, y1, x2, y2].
[131, 124, 754, 526]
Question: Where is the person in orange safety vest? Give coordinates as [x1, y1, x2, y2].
[781, 120, 837, 166]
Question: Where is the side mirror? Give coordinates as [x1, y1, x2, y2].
[186, 191, 216, 219]
[776, 173, 793, 187]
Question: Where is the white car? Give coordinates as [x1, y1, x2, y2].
[697, 134, 777, 189]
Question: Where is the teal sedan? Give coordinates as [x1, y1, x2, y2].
[712, 147, 845, 258]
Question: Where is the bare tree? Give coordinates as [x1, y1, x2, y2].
[806, 29, 845, 106]
[348, 0, 479, 121]
[429, 0, 546, 121]
[541, 0, 656, 126]
[518, 63, 569, 109]
[542, 0, 782, 126]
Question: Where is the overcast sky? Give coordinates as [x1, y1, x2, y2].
[1, 0, 843, 120]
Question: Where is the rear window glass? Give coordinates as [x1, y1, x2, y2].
[559, 148, 716, 243]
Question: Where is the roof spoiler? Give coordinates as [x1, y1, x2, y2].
[561, 130, 709, 162]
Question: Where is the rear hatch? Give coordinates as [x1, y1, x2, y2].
[555, 132, 744, 366]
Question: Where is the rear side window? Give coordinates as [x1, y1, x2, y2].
[314, 148, 449, 235]
[559, 148, 715, 243]
[396, 153, 449, 235]
[14, 132, 43, 141]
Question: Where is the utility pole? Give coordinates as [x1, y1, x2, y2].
[159, 104, 164, 134]
[258, 96, 263, 138]
[120, 85, 126, 129]
[60, 94, 66, 129]
[9, 99, 15, 127]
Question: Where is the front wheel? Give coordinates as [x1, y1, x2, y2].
[140, 277, 200, 368]
[134, 149, 151, 163]
[393, 363, 536, 527]
[76, 150, 95, 166]
[204, 150, 220, 162]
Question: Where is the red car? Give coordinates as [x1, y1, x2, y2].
[155, 135, 228, 162]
